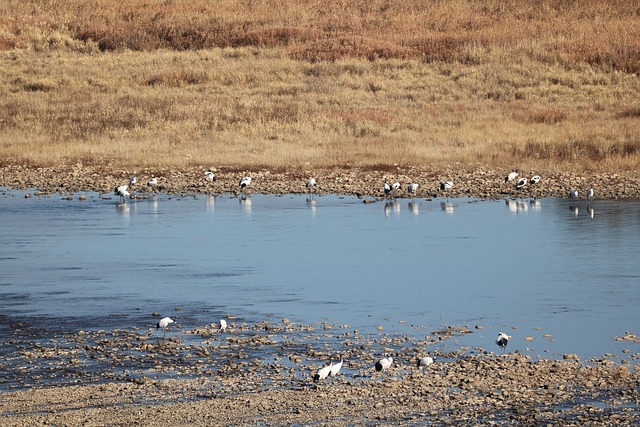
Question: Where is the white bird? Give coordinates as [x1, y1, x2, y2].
[417, 356, 435, 368]
[219, 319, 227, 332]
[383, 180, 392, 196]
[240, 176, 252, 189]
[129, 176, 137, 186]
[530, 175, 541, 184]
[375, 354, 393, 372]
[330, 359, 343, 376]
[114, 185, 130, 203]
[313, 363, 333, 382]
[515, 177, 528, 190]
[505, 171, 518, 182]
[586, 188, 594, 199]
[440, 181, 453, 191]
[496, 332, 510, 352]
[408, 181, 419, 195]
[568, 190, 579, 199]
[204, 171, 216, 182]
[391, 182, 401, 192]
[156, 317, 175, 337]
[148, 178, 158, 188]
[306, 177, 317, 193]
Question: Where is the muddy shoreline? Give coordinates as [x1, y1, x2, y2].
[1, 318, 639, 426]
[2, 164, 639, 200]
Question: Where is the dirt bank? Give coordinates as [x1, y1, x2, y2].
[2, 164, 639, 200]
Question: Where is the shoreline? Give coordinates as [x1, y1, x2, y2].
[2, 165, 640, 200]
[1, 350, 638, 425]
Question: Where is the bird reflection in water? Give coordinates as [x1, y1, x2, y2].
[240, 195, 252, 216]
[205, 195, 215, 213]
[384, 200, 400, 218]
[440, 201, 454, 215]
[408, 201, 419, 216]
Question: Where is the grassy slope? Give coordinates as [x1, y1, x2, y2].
[0, 0, 638, 173]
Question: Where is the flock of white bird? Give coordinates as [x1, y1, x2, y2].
[155, 316, 511, 383]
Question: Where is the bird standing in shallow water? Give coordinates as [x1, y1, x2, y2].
[496, 332, 510, 352]
[440, 181, 453, 191]
[156, 317, 174, 338]
[114, 185, 130, 203]
[129, 176, 137, 186]
[568, 190, 579, 199]
[219, 319, 227, 332]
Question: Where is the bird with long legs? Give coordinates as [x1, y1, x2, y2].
[306, 177, 317, 196]
[156, 317, 175, 339]
[114, 185, 130, 203]
[496, 331, 510, 353]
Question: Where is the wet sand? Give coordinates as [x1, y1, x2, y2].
[1, 318, 639, 425]
[1, 164, 639, 200]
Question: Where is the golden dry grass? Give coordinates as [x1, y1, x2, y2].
[0, 0, 639, 173]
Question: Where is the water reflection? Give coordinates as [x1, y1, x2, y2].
[588, 206, 595, 219]
[440, 201, 454, 215]
[384, 200, 400, 218]
[306, 197, 317, 216]
[570, 205, 579, 217]
[505, 198, 531, 214]
[408, 201, 419, 216]
[240, 196, 252, 216]
[205, 195, 215, 213]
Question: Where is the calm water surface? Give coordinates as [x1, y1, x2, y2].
[1, 190, 639, 361]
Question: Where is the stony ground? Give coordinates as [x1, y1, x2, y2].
[1, 318, 639, 426]
[1, 164, 639, 200]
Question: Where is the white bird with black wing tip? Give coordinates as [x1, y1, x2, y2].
[204, 171, 216, 182]
[496, 331, 510, 352]
[156, 317, 175, 338]
[129, 176, 137, 186]
[313, 363, 333, 382]
[306, 177, 317, 193]
[440, 181, 453, 191]
[375, 354, 393, 372]
[408, 181, 419, 194]
[417, 356, 435, 368]
[114, 185, 130, 203]
[530, 175, 541, 185]
[391, 182, 401, 192]
[384, 180, 392, 196]
[586, 188, 594, 199]
[240, 176, 252, 189]
[569, 190, 579, 199]
[515, 177, 528, 190]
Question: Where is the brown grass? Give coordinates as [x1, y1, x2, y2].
[0, 0, 639, 173]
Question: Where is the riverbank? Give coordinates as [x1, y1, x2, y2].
[1, 351, 638, 426]
[1, 318, 639, 425]
[2, 164, 639, 200]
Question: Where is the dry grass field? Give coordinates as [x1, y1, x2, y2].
[0, 0, 639, 174]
